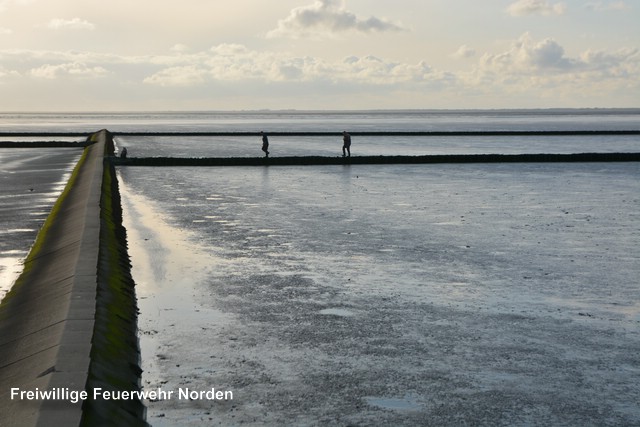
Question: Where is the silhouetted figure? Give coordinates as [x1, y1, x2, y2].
[342, 131, 351, 157]
[120, 147, 128, 159]
[261, 131, 269, 158]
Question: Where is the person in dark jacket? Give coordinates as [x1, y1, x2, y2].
[342, 131, 351, 157]
[261, 131, 269, 158]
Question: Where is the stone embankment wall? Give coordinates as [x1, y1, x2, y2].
[115, 151, 640, 167]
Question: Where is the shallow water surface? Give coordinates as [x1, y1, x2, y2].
[0, 148, 83, 301]
[120, 162, 640, 426]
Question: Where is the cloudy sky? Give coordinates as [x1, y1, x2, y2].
[0, 0, 638, 111]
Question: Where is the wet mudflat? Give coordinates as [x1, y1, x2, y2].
[119, 162, 640, 426]
[0, 148, 83, 301]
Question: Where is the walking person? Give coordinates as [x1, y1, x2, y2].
[342, 131, 351, 157]
[261, 131, 269, 158]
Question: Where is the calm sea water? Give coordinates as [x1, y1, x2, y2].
[3, 109, 638, 157]
[1, 109, 639, 133]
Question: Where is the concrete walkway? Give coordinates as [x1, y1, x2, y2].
[0, 132, 105, 427]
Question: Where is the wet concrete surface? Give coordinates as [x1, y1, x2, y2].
[0, 148, 84, 301]
[119, 163, 640, 426]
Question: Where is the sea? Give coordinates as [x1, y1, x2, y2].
[2, 109, 640, 425]
[2, 109, 640, 155]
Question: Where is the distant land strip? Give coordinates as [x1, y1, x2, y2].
[112, 152, 640, 167]
[1, 130, 639, 139]
[113, 130, 640, 137]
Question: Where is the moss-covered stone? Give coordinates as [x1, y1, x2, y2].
[81, 132, 148, 426]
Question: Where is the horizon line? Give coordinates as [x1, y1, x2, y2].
[1, 107, 640, 115]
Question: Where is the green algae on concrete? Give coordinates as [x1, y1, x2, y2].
[80, 133, 148, 426]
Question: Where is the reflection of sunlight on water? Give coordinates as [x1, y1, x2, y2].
[118, 172, 233, 423]
[0, 228, 36, 234]
[119, 176, 214, 291]
[0, 163, 79, 304]
[615, 304, 640, 323]
[0, 256, 25, 303]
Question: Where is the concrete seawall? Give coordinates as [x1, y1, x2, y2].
[0, 131, 146, 426]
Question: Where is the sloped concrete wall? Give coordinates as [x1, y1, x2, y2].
[0, 131, 147, 427]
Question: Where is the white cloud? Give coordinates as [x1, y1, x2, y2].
[452, 45, 476, 59]
[0, 27, 12, 34]
[0, 65, 20, 79]
[0, 0, 35, 13]
[267, 0, 406, 39]
[30, 62, 107, 79]
[46, 18, 95, 31]
[141, 43, 440, 88]
[210, 43, 251, 56]
[479, 33, 576, 73]
[6, 36, 636, 96]
[507, 0, 567, 16]
[466, 33, 640, 102]
[1, 30, 638, 109]
[142, 65, 207, 87]
[580, 47, 639, 75]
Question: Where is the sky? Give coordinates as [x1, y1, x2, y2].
[0, 0, 638, 111]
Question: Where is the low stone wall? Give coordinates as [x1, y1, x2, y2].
[113, 152, 640, 167]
